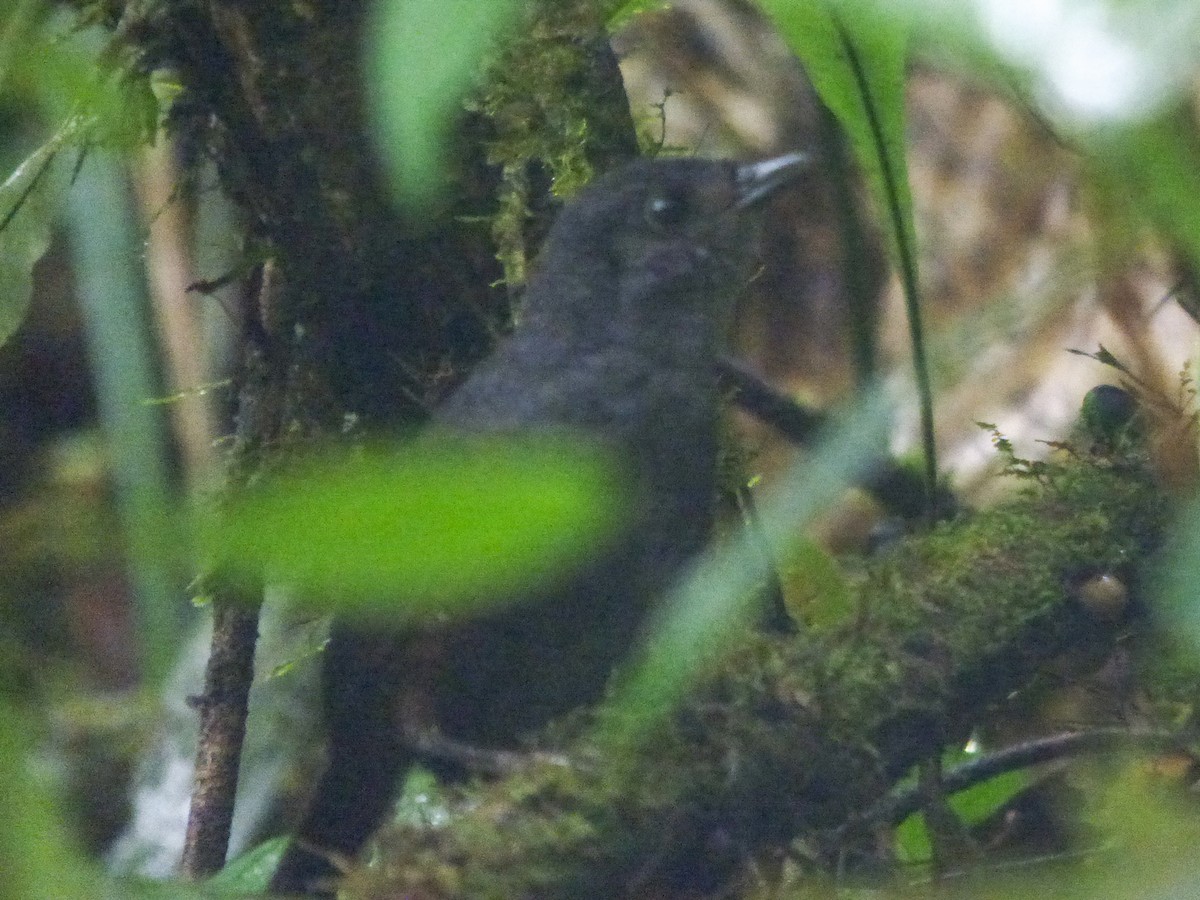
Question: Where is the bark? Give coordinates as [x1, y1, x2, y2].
[179, 582, 260, 878]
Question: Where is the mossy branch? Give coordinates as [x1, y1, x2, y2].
[349, 454, 1172, 898]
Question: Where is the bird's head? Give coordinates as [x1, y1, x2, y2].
[527, 153, 810, 347]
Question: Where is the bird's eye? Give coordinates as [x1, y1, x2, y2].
[643, 191, 687, 232]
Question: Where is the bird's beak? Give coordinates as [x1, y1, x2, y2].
[734, 151, 810, 209]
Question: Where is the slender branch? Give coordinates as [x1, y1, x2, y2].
[181, 264, 282, 880]
[718, 357, 954, 521]
[180, 580, 262, 878]
[735, 483, 796, 634]
[718, 356, 827, 444]
[854, 726, 1185, 832]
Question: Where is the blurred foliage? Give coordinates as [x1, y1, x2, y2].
[0, 700, 104, 900]
[894, 749, 1030, 864]
[758, 0, 915, 269]
[1, 0, 1200, 897]
[366, 0, 524, 210]
[779, 535, 855, 628]
[759, 0, 938, 509]
[65, 152, 183, 683]
[202, 836, 287, 896]
[0, 4, 162, 349]
[203, 439, 626, 619]
[604, 388, 891, 748]
[0, 116, 64, 347]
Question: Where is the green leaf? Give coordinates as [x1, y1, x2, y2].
[1092, 114, 1200, 279]
[366, 0, 523, 209]
[0, 119, 79, 348]
[895, 767, 1028, 863]
[602, 389, 891, 747]
[0, 8, 163, 352]
[14, 15, 129, 139]
[781, 537, 853, 628]
[759, 1, 936, 511]
[0, 0, 41, 98]
[204, 439, 625, 619]
[206, 837, 289, 895]
[66, 152, 184, 684]
[758, 0, 915, 266]
[0, 701, 97, 900]
[1162, 497, 1200, 634]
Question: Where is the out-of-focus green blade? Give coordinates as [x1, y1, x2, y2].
[203, 439, 625, 619]
[366, 0, 522, 209]
[603, 389, 890, 746]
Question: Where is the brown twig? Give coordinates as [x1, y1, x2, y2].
[180, 580, 262, 879]
[718, 356, 826, 445]
[851, 726, 1186, 833]
[718, 358, 955, 521]
[180, 263, 282, 880]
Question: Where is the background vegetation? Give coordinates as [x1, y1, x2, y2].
[2, 0, 1200, 897]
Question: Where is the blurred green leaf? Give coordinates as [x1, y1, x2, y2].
[759, 1, 935, 507]
[895, 762, 1028, 863]
[0, 701, 97, 900]
[206, 836, 288, 895]
[758, 0, 915, 266]
[0, 0, 41, 97]
[603, 389, 890, 746]
[0, 120, 73, 347]
[1082, 760, 1200, 871]
[893, 810, 929, 863]
[1161, 498, 1200, 635]
[14, 15, 129, 138]
[204, 440, 625, 618]
[65, 153, 184, 684]
[367, 0, 522, 209]
[781, 537, 853, 628]
[1091, 114, 1200, 277]
[0, 7, 164, 349]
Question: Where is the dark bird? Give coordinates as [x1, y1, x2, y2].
[268, 152, 809, 895]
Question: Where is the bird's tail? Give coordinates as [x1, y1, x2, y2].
[268, 627, 411, 896]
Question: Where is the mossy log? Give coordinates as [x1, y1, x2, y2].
[348, 455, 1173, 899]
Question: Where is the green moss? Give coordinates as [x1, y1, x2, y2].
[474, 0, 637, 293]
